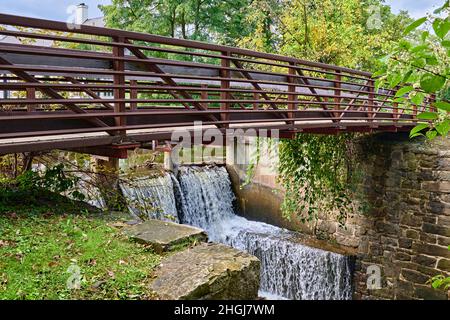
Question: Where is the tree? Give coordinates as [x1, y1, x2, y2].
[238, 0, 412, 71]
[100, 0, 254, 46]
[375, 1, 450, 139]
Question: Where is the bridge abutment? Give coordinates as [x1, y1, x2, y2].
[93, 157, 123, 210]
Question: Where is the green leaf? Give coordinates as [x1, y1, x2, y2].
[426, 55, 439, 66]
[410, 44, 428, 53]
[433, 18, 450, 39]
[421, 31, 429, 42]
[372, 68, 386, 78]
[435, 120, 450, 136]
[402, 70, 413, 83]
[442, 40, 450, 48]
[404, 17, 427, 35]
[420, 73, 446, 93]
[393, 97, 406, 103]
[395, 86, 414, 97]
[411, 92, 425, 106]
[409, 123, 429, 137]
[413, 57, 427, 68]
[426, 130, 438, 140]
[389, 73, 403, 88]
[417, 112, 438, 120]
[434, 101, 450, 112]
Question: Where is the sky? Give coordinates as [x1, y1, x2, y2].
[384, 0, 444, 18]
[0, 0, 445, 21]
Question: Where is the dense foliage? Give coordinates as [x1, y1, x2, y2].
[375, 1, 450, 140]
[239, 0, 411, 70]
[278, 134, 357, 224]
[101, 0, 254, 46]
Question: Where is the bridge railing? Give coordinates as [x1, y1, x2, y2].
[0, 13, 434, 150]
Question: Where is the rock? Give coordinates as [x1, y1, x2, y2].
[412, 255, 437, 268]
[414, 285, 448, 300]
[150, 243, 260, 300]
[401, 269, 429, 284]
[437, 258, 450, 271]
[124, 219, 207, 253]
[422, 223, 450, 237]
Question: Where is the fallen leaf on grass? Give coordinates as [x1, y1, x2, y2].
[91, 280, 106, 290]
[0, 240, 13, 248]
[87, 258, 97, 266]
[108, 222, 128, 229]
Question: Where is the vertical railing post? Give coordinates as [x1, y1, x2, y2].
[253, 92, 260, 110]
[287, 62, 297, 126]
[393, 101, 399, 125]
[113, 36, 126, 136]
[220, 51, 231, 128]
[200, 84, 208, 101]
[26, 87, 35, 112]
[334, 71, 341, 122]
[368, 79, 375, 124]
[430, 94, 437, 112]
[130, 80, 137, 111]
[413, 101, 418, 123]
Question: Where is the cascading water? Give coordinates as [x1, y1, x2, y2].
[120, 165, 353, 300]
[175, 166, 353, 300]
[120, 174, 179, 222]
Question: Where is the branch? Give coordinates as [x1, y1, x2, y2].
[391, 56, 450, 81]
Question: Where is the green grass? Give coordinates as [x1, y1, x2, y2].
[0, 209, 161, 300]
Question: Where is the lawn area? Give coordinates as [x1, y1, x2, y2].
[0, 201, 161, 300]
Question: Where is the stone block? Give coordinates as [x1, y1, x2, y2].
[375, 221, 399, 235]
[437, 258, 450, 272]
[124, 219, 207, 253]
[395, 252, 411, 262]
[412, 255, 437, 268]
[400, 214, 421, 228]
[414, 285, 448, 300]
[150, 243, 260, 300]
[412, 243, 449, 258]
[401, 269, 429, 284]
[398, 238, 413, 249]
[422, 223, 450, 237]
[405, 229, 419, 240]
[420, 233, 437, 244]
[422, 181, 450, 193]
[437, 236, 450, 247]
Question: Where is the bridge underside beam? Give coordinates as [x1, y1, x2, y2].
[0, 109, 414, 136]
[0, 122, 414, 157]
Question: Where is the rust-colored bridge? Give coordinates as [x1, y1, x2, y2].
[0, 14, 433, 158]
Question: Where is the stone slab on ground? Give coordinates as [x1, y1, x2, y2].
[150, 243, 260, 300]
[124, 219, 207, 253]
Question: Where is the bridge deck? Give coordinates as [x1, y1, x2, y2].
[0, 14, 431, 157]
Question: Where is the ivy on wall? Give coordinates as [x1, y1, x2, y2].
[277, 133, 360, 225]
[244, 133, 364, 225]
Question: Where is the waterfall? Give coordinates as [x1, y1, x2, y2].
[120, 165, 353, 300]
[120, 174, 179, 222]
[176, 166, 353, 300]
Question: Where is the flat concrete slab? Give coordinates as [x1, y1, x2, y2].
[150, 243, 260, 300]
[124, 219, 207, 253]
